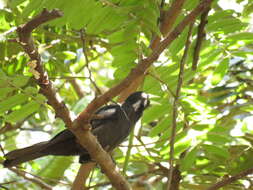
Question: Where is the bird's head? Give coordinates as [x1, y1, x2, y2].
[122, 91, 150, 123]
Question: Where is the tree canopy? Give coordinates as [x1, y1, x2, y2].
[1, 0, 253, 189]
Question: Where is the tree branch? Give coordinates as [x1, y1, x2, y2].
[68, 79, 85, 99]
[75, 0, 214, 125]
[192, 6, 211, 70]
[167, 22, 194, 190]
[206, 167, 253, 190]
[150, 0, 186, 49]
[72, 1, 213, 187]
[80, 29, 102, 95]
[9, 168, 52, 190]
[72, 163, 96, 190]
[16, 8, 72, 128]
[16, 8, 130, 190]
[15, 0, 214, 188]
[121, 0, 185, 98]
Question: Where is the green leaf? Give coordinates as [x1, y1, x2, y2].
[207, 133, 232, 144]
[9, 0, 27, 7]
[22, 0, 44, 17]
[0, 94, 28, 115]
[169, 28, 188, 56]
[202, 144, 230, 159]
[181, 147, 198, 171]
[4, 100, 40, 123]
[149, 117, 171, 137]
[143, 98, 171, 123]
[174, 140, 191, 156]
[24, 86, 38, 94]
[0, 69, 7, 79]
[207, 17, 243, 33]
[86, 7, 112, 34]
[12, 75, 30, 88]
[208, 10, 234, 23]
[0, 87, 14, 100]
[211, 58, 229, 85]
[224, 32, 253, 42]
[38, 156, 73, 184]
[143, 75, 163, 95]
[209, 92, 237, 103]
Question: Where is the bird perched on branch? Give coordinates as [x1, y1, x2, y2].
[3, 91, 150, 167]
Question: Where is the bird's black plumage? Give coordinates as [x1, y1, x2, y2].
[3, 91, 149, 167]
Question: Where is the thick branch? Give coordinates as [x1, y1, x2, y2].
[206, 167, 253, 190]
[72, 163, 96, 190]
[16, 0, 213, 188]
[120, 0, 186, 98]
[16, 9, 130, 190]
[70, 127, 131, 189]
[150, 0, 186, 49]
[75, 0, 214, 125]
[16, 8, 72, 128]
[73, 0, 213, 187]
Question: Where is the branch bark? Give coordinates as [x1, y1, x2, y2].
[72, 163, 96, 190]
[192, 6, 211, 70]
[75, 0, 214, 125]
[16, 9, 72, 128]
[206, 167, 253, 190]
[119, 0, 186, 100]
[15, 0, 214, 188]
[150, 0, 186, 49]
[16, 8, 131, 190]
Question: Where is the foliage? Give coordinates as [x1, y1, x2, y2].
[0, 0, 253, 189]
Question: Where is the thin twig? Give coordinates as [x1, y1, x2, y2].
[147, 71, 176, 98]
[49, 76, 89, 79]
[0, 121, 24, 134]
[80, 29, 102, 95]
[135, 136, 153, 158]
[122, 129, 135, 174]
[15, 8, 131, 190]
[0, 143, 5, 156]
[14, 1, 214, 188]
[192, 6, 211, 70]
[9, 168, 52, 190]
[10, 168, 71, 186]
[87, 168, 161, 189]
[206, 167, 253, 190]
[75, 0, 214, 125]
[167, 22, 194, 190]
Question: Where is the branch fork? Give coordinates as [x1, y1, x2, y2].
[12, 0, 214, 188]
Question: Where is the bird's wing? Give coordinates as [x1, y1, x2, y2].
[91, 104, 121, 129]
[91, 104, 131, 151]
[43, 129, 75, 148]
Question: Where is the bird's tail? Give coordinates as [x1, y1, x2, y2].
[3, 141, 49, 167]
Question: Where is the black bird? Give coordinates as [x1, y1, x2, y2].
[3, 91, 150, 167]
